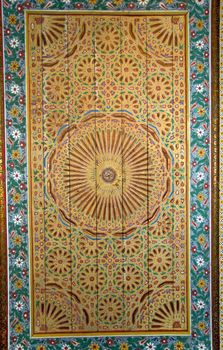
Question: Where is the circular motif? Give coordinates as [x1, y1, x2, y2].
[97, 295, 124, 324]
[48, 113, 171, 237]
[46, 247, 73, 276]
[145, 74, 172, 103]
[101, 167, 116, 183]
[148, 111, 172, 137]
[74, 56, 104, 85]
[148, 245, 172, 274]
[115, 234, 143, 257]
[77, 265, 106, 294]
[76, 234, 107, 258]
[31, 16, 86, 66]
[74, 92, 106, 115]
[151, 300, 182, 330]
[148, 16, 182, 48]
[32, 16, 66, 62]
[114, 264, 143, 293]
[44, 74, 71, 104]
[149, 213, 172, 238]
[46, 212, 70, 241]
[111, 56, 141, 85]
[112, 92, 141, 114]
[45, 111, 68, 138]
[39, 293, 72, 332]
[95, 22, 120, 53]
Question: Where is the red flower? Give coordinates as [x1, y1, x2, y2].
[22, 269, 27, 277]
[17, 4, 24, 12]
[107, 339, 114, 346]
[192, 246, 197, 253]
[6, 28, 10, 35]
[19, 51, 25, 58]
[23, 311, 29, 319]
[24, 1, 32, 8]
[20, 141, 26, 148]
[6, 74, 12, 81]
[128, 2, 135, 8]
[76, 2, 83, 8]
[191, 205, 196, 211]
[20, 183, 26, 190]
[48, 339, 56, 345]
[19, 96, 25, 104]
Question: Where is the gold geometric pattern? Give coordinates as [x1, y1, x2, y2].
[26, 11, 189, 336]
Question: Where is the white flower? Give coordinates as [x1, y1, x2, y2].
[197, 172, 204, 181]
[11, 84, 20, 95]
[196, 128, 204, 138]
[15, 257, 24, 267]
[196, 215, 204, 223]
[196, 84, 204, 93]
[9, 38, 19, 48]
[12, 129, 21, 140]
[196, 257, 204, 266]
[138, 0, 149, 5]
[198, 343, 206, 350]
[197, 300, 205, 309]
[195, 0, 204, 4]
[146, 343, 156, 350]
[13, 171, 21, 181]
[196, 40, 204, 49]
[13, 214, 22, 225]
[62, 345, 71, 350]
[15, 301, 24, 311]
[61, 0, 71, 3]
[15, 345, 24, 350]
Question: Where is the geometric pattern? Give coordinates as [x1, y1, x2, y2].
[27, 12, 189, 336]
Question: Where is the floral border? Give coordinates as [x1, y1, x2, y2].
[0, 0, 8, 348]
[211, 1, 219, 349]
[0, 0, 220, 349]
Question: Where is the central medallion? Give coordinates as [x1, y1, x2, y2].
[47, 113, 172, 238]
[101, 167, 117, 183]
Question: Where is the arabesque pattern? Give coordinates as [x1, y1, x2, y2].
[27, 12, 189, 336]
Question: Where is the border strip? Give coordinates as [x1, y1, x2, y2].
[0, 0, 8, 348]
[211, 0, 220, 349]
